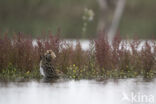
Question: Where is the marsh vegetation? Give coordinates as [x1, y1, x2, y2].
[0, 32, 156, 81]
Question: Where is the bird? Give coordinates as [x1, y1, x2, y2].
[39, 50, 58, 78]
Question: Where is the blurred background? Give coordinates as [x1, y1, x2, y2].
[0, 0, 156, 38]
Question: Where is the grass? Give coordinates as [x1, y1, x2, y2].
[0, 32, 156, 81]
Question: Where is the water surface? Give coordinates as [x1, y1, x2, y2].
[0, 78, 155, 104]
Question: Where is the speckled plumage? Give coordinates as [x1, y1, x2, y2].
[39, 50, 58, 78]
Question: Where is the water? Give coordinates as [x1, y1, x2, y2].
[32, 39, 155, 52]
[32, 39, 90, 51]
[0, 78, 156, 104]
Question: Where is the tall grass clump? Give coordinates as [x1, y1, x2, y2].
[95, 33, 156, 78]
[57, 41, 88, 73]
[95, 33, 112, 70]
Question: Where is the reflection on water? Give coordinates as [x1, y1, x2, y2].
[0, 78, 155, 104]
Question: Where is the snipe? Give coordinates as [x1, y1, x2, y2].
[39, 50, 58, 78]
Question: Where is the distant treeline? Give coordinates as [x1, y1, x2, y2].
[0, 0, 156, 38]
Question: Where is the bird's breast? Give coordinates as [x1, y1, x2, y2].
[39, 61, 45, 76]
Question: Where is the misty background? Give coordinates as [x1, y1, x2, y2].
[0, 0, 156, 38]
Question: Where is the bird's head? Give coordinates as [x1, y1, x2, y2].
[45, 50, 56, 59]
[41, 50, 56, 62]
